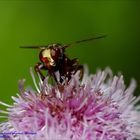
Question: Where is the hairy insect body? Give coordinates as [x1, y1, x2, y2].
[20, 35, 106, 84]
[37, 44, 81, 84]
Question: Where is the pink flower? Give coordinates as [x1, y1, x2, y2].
[0, 67, 140, 140]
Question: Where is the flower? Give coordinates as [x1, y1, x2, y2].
[0, 67, 140, 140]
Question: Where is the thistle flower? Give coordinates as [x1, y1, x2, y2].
[0, 67, 140, 140]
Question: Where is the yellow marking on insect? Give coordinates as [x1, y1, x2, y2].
[42, 49, 56, 66]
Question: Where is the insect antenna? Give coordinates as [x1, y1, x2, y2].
[63, 35, 107, 49]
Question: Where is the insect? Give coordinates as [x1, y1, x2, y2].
[20, 35, 106, 85]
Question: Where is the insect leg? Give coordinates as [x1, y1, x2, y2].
[34, 62, 45, 80]
[70, 58, 84, 80]
[76, 65, 84, 80]
[51, 71, 58, 83]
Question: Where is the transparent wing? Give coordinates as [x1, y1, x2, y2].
[20, 45, 48, 49]
[64, 35, 107, 48]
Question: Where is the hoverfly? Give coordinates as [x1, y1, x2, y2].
[20, 35, 106, 85]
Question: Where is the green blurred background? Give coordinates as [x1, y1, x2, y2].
[0, 0, 140, 104]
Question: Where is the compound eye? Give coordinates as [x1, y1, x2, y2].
[51, 48, 60, 61]
[51, 49, 56, 57]
[39, 50, 45, 62]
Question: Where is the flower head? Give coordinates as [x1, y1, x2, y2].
[0, 67, 140, 140]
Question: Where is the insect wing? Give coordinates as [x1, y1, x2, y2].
[20, 45, 49, 49]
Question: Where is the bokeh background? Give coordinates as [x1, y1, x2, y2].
[0, 0, 140, 104]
